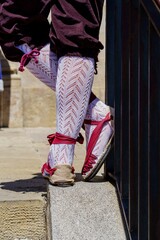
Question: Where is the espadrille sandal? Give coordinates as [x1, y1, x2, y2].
[81, 113, 114, 181]
[41, 132, 83, 186]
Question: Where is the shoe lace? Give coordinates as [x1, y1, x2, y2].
[41, 162, 57, 176]
[42, 162, 75, 176]
[82, 154, 97, 174]
[47, 132, 84, 145]
[19, 48, 40, 72]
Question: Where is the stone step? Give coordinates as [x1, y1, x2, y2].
[48, 180, 127, 240]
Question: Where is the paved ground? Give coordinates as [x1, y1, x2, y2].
[0, 127, 127, 240]
[0, 127, 103, 201]
[0, 127, 53, 240]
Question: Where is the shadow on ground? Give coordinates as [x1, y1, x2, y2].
[0, 173, 47, 193]
[1, 172, 115, 193]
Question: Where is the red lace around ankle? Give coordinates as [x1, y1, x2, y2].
[41, 163, 57, 176]
[47, 132, 84, 145]
[41, 162, 75, 176]
[42, 132, 83, 176]
[19, 48, 40, 72]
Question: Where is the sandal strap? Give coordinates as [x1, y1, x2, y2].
[84, 119, 101, 125]
[85, 113, 112, 163]
[41, 162, 75, 176]
[47, 132, 84, 145]
[19, 48, 40, 72]
[84, 113, 113, 125]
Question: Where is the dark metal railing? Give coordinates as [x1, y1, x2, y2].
[105, 1, 160, 239]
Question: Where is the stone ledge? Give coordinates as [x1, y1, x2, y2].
[48, 180, 127, 240]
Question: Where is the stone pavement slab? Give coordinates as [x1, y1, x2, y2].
[0, 127, 52, 201]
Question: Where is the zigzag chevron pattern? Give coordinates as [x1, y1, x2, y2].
[49, 56, 95, 166]
[18, 44, 58, 90]
[56, 56, 94, 138]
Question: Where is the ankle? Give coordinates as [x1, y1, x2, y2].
[86, 98, 111, 121]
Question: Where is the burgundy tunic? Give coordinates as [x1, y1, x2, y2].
[0, 0, 104, 63]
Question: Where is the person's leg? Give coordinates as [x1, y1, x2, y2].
[17, 43, 114, 182]
[16, 43, 58, 91]
[43, 55, 95, 185]
[49, 0, 114, 181]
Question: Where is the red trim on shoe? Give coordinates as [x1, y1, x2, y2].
[41, 162, 57, 176]
[82, 154, 97, 173]
[82, 113, 113, 175]
[19, 48, 40, 72]
[41, 162, 75, 178]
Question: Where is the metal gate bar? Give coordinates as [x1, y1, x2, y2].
[106, 1, 160, 239]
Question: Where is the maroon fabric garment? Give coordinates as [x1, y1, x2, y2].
[0, 0, 51, 62]
[0, 0, 104, 63]
[50, 0, 104, 62]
